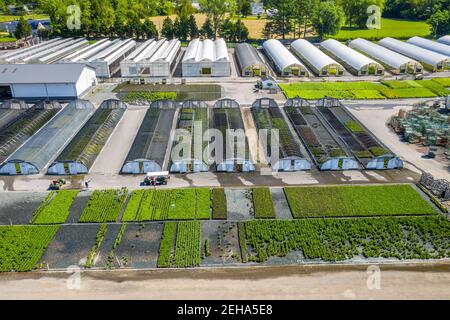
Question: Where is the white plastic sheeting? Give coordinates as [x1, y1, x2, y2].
[379, 37, 449, 71]
[349, 38, 423, 74]
[1, 38, 72, 63]
[121, 38, 181, 77]
[262, 39, 309, 76]
[407, 36, 450, 57]
[182, 38, 230, 77]
[320, 39, 384, 75]
[89, 39, 136, 77]
[291, 39, 344, 76]
[437, 35, 450, 46]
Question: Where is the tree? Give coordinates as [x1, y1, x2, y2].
[427, 8, 450, 37]
[268, 0, 295, 39]
[263, 21, 274, 39]
[142, 18, 158, 39]
[199, 0, 237, 38]
[175, 0, 194, 18]
[292, 0, 318, 38]
[162, 16, 174, 39]
[188, 14, 199, 39]
[173, 16, 181, 38]
[201, 17, 215, 38]
[237, 0, 252, 17]
[311, 1, 344, 39]
[339, 0, 385, 28]
[14, 17, 32, 39]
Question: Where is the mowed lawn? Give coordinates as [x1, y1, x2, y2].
[0, 14, 49, 23]
[331, 18, 430, 40]
[284, 184, 436, 218]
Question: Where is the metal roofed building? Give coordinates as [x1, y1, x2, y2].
[1, 38, 72, 63]
[182, 38, 231, 77]
[120, 38, 181, 77]
[407, 36, 450, 57]
[60, 39, 112, 62]
[262, 39, 309, 77]
[320, 39, 384, 76]
[234, 42, 269, 77]
[88, 39, 136, 77]
[379, 37, 449, 71]
[0, 63, 97, 99]
[290, 39, 345, 77]
[349, 38, 423, 74]
[437, 35, 450, 46]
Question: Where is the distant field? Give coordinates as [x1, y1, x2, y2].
[149, 13, 267, 39]
[331, 18, 431, 40]
[0, 14, 49, 23]
[279, 78, 450, 100]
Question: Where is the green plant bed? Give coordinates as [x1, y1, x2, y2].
[211, 188, 227, 219]
[345, 120, 365, 133]
[173, 221, 202, 267]
[240, 215, 450, 262]
[0, 225, 59, 272]
[31, 190, 80, 225]
[283, 184, 436, 218]
[157, 221, 177, 267]
[79, 188, 128, 223]
[121, 91, 177, 103]
[252, 187, 276, 219]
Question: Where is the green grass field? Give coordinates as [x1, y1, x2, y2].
[283, 184, 436, 218]
[331, 18, 430, 40]
[280, 79, 450, 100]
[0, 14, 49, 23]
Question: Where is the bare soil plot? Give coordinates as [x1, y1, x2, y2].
[113, 223, 163, 269]
[201, 221, 241, 267]
[39, 224, 100, 269]
[225, 189, 254, 221]
[65, 190, 91, 223]
[0, 192, 46, 225]
[93, 223, 123, 268]
[270, 188, 293, 220]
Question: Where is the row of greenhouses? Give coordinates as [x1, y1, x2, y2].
[0, 98, 404, 176]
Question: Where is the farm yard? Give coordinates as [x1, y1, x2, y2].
[279, 79, 450, 100]
[0, 182, 448, 272]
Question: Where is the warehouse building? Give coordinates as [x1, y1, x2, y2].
[349, 38, 423, 74]
[0, 38, 72, 63]
[320, 39, 384, 76]
[437, 35, 450, 46]
[120, 38, 181, 77]
[0, 64, 97, 99]
[182, 38, 231, 77]
[291, 39, 345, 76]
[62, 39, 136, 77]
[407, 36, 450, 57]
[234, 43, 269, 77]
[262, 39, 309, 77]
[379, 37, 449, 72]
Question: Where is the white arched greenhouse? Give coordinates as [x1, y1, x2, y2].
[320, 39, 384, 76]
[120, 38, 181, 77]
[437, 35, 450, 46]
[407, 36, 450, 57]
[349, 38, 423, 74]
[262, 39, 309, 77]
[290, 39, 345, 76]
[182, 38, 231, 77]
[235, 43, 269, 77]
[379, 37, 449, 72]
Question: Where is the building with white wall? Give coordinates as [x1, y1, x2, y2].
[0, 63, 97, 99]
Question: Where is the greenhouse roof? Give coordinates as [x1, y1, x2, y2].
[349, 38, 421, 69]
[183, 38, 229, 63]
[379, 37, 449, 67]
[262, 39, 307, 71]
[407, 36, 450, 57]
[291, 39, 343, 71]
[320, 39, 382, 71]
[235, 43, 265, 69]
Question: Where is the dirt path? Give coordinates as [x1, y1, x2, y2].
[0, 262, 449, 299]
[90, 107, 147, 174]
[241, 107, 268, 167]
[345, 104, 449, 179]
